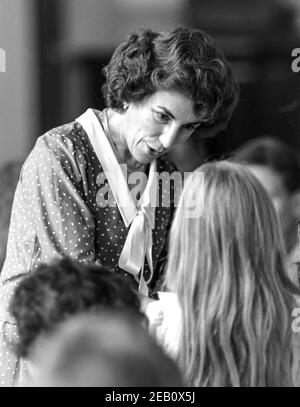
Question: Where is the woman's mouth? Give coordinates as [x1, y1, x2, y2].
[143, 140, 164, 157]
[144, 141, 158, 156]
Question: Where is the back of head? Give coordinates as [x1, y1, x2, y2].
[165, 160, 299, 386]
[29, 310, 184, 387]
[102, 26, 239, 135]
[9, 257, 142, 359]
[233, 136, 300, 193]
[233, 137, 300, 256]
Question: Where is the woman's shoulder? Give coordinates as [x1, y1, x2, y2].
[21, 120, 94, 183]
[26, 118, 97, 170]
[36, 120, 88, 154]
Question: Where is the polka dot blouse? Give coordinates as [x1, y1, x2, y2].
[0, 109, 178, 386]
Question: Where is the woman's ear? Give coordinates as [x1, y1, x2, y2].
[122, 101, 129, 111]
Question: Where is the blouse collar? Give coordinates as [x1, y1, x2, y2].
[76, 108, 157, 228]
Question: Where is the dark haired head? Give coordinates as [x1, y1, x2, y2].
[102, 27, 239, 134]
[233, 136, 300, 193]
[9, 257, 142, 358]
[30, 310, 184, 387]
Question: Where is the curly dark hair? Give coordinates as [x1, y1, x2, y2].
[9, 257, 142, 358]
[102, 27, 239, 133]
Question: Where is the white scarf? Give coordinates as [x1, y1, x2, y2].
[76, 108, 157, 296]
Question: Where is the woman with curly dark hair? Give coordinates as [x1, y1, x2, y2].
[0, 26, 238, 386]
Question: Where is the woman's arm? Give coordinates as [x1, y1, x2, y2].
[0, 132, 96, 386]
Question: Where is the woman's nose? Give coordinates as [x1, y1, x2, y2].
[159, 126, 179, 150]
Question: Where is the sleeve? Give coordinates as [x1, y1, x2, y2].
[0, 132, 96, 386]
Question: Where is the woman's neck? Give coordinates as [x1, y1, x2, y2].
[104, 108, 147, 171]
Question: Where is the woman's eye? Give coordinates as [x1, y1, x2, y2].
[154, 111, 170, 123]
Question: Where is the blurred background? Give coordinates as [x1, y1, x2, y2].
[1, 0, 300, 170]
[0, 0, 300, 268]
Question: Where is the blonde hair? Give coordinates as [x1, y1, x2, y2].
[165, 160, 299, 387]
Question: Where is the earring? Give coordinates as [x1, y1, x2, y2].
[122, 101, 129, 110]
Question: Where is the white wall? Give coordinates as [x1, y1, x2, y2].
[0, 0, 38, 167]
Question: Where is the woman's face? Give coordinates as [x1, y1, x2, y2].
[118, 90, 202, 166]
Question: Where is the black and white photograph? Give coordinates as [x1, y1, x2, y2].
[0, 0, 300, 391]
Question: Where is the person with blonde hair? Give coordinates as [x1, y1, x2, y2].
[147, 160, 300, 386]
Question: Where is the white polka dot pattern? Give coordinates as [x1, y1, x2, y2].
[0, 114, 177, 386]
